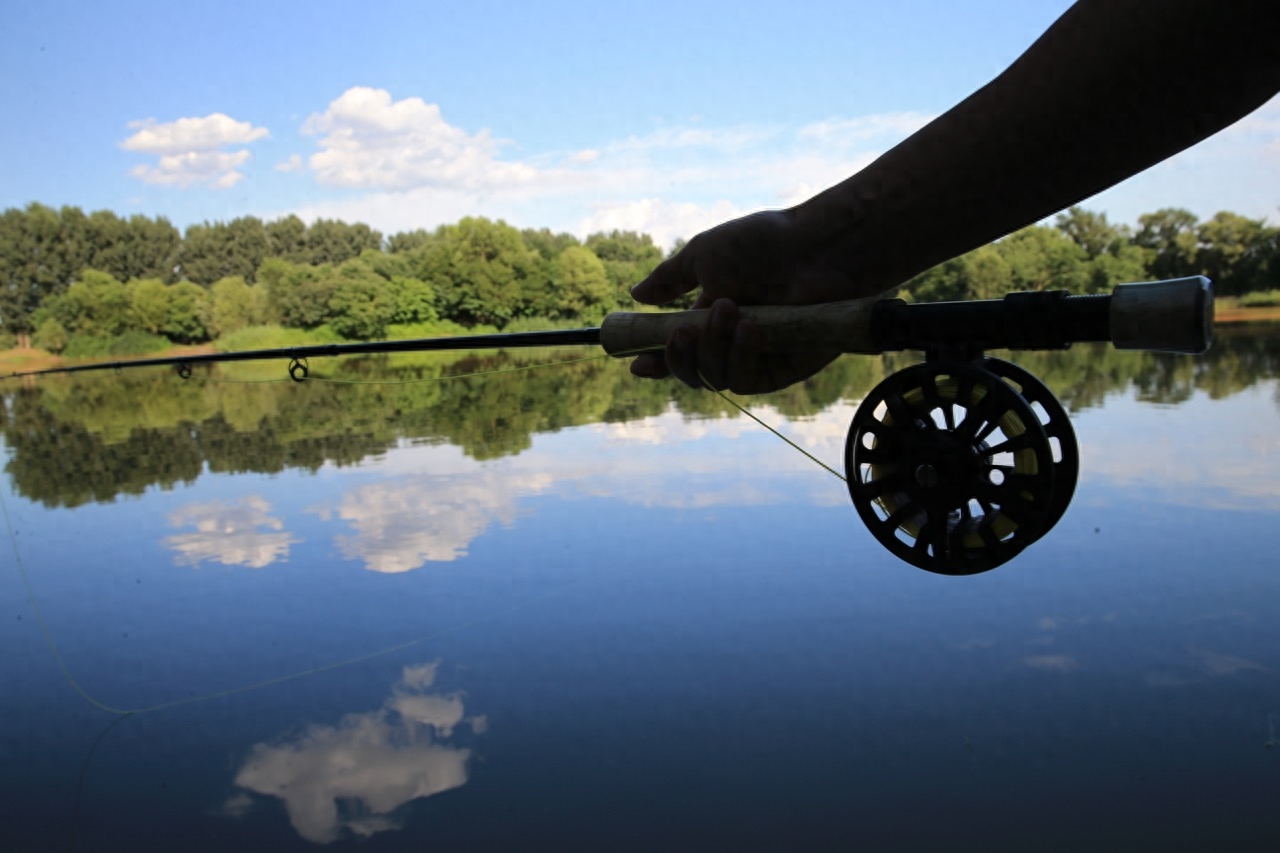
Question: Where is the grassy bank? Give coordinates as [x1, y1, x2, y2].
[1213, 297, 1280, 324]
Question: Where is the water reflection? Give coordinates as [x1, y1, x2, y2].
[223, 661, 482, 844]
[167, 496, 299, 568]
[313, 467, 555, 571]
[2, 329, 1278, 510]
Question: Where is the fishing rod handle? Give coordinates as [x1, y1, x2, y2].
[600, 297, 881, 356]
[600, 277, 1213, 357]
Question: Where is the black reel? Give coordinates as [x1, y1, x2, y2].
[845, 358, 1077, 575]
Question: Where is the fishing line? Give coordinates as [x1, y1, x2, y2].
[696, 369, 847, 483]
[4, 346, 842, 718]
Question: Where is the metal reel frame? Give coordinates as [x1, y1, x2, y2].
[845, 360, 1058, 575]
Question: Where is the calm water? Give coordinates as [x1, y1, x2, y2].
[2, 328, 1279, 851]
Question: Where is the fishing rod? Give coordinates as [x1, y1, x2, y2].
[5, 275, 1213, 575]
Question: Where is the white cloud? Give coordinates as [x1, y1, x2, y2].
[227, 662, 480, 844]
[130, 150, 253, 189]
[301, 86, 537, 191]
[122, 112, 268, 190]
[166, 496, 299, 568]
[277, 93, 932, 248]
[122, 113, 269, 154]
[274, 153, 304, 172]
[577, 198, 747, 250]
[607, 124, 778, 155]
[797, 111, 933, 144]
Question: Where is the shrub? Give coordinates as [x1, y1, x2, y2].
[1238, 290, 1280, 308]
[63, 331, 171, 358]
[33, 318, 69, 353]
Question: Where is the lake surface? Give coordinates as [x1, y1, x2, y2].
[2, 327, 1279, 851]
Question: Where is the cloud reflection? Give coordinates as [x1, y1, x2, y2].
[225, 661, 481, 844]
[317, 405, 856, 573]
[320, 470, 555, 572]
[166, 496, 299, 568]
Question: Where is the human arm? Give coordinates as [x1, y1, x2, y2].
[629, 0, 1280, 392]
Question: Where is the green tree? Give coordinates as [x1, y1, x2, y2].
[963, 245, 1015, 299]
[355, 247, 410, 282]
[522, 227, 580, 260]
[32, 317, 68, 353]
[1086, 242, 1151, 292]
[178, 217, 269, 285]
[1196, 211, 1273, 296]
[87, 210, 181, 283]
[905, 256, 968, 302]
[0, 203, 73, 334]
[1135, 208, 1200, 280]
[127, 278, 171, 334]
[209, 276, 268, 337]
[585, 230, 663, 305]
[1055, 206, 1126, 259]
[386, 276, 437, 324]
[39, 269, 132, 337]
[415, 217, 534, 327]
[386, 229, 436, 255]
[556, 245, 612, 320]
[996, 225, 1090, 293]
[266, 215, 309, 264]
[259, 258, 335, 328]
[327, 263, 394, 339]
[304, 219, 383, 265]
[163, 281, 210, 343]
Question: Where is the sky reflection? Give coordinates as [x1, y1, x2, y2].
[166, 496, 300, 568]
[223, 661, 482, 844]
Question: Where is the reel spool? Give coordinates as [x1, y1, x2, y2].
[845, 358, 1077, 575]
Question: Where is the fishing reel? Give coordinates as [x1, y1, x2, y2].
[839, 277, 1213, 574]
[844, 354, 1077, 575]
[600, 275, 1213, 575]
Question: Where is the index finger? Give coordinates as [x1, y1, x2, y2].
[629, 246, 696, 306]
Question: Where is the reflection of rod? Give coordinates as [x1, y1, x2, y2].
[3, 277, 1212, 380]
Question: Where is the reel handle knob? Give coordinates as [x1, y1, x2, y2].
[1110, 276, 1213, 354]
[600, 296, 881, 356]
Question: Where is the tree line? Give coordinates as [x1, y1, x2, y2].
[905, 207, 1279, 302]
[1, 201, 1276, 353]
[0, 204, 666, 351]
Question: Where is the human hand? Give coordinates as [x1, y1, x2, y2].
[627, 209, 871, 394]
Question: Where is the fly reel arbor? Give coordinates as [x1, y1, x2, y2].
[603, 276, 1214, 574]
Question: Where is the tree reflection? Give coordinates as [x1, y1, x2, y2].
[3, 328, 1277, 508]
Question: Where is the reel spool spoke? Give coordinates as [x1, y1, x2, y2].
[846, 360, 1057, 576]
[979, 357, 1080, 541]
[983, 432, 1036, 456]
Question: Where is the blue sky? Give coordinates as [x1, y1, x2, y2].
[2, 0, 1276, 247]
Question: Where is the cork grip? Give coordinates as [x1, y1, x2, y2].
[599, 297, 882, 356]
